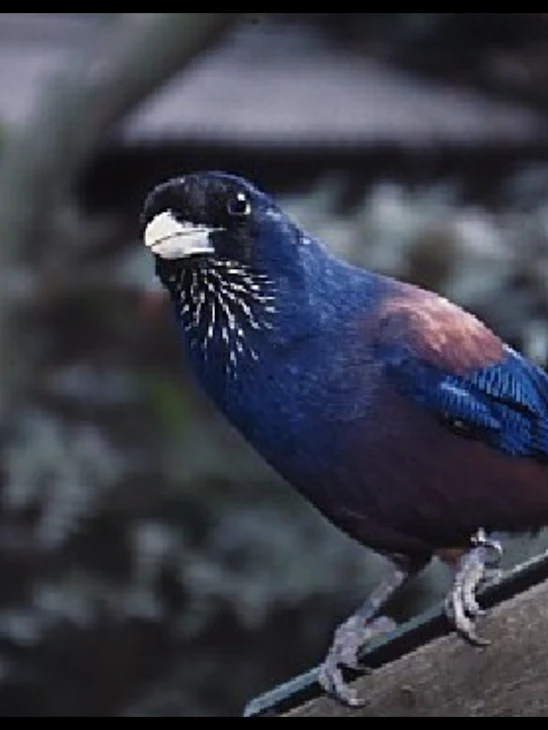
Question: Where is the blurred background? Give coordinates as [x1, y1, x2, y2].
[1, 12, 548, 717]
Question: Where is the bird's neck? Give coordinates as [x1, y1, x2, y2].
[170, 259, 278, 384]
[164, 241, 381, 407]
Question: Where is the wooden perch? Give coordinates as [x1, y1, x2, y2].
[244, 549, 548, 717]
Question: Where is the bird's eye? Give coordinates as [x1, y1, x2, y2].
[227, 192, 251, 218]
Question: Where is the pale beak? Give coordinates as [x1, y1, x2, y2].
[144, 211, 220, 260]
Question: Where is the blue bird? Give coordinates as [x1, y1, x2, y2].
[140, 171, 548, 707]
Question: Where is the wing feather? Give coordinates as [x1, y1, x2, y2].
[375, 286, 548, 459]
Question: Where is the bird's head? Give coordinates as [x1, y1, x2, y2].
[140, 171, 312, 370]
[141, 171, 298, 273]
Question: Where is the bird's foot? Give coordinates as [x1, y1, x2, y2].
[445, 529, 503, 646]
[317, 614, 397, 708]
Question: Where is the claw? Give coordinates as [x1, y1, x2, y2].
[461, 568, 486, 619]
[317, 615, 397, 707]
[316, 559, 422, 707]
[318, 660, 367, 708]
[445, 529, 503, 647]
[447, 591, 491, 647]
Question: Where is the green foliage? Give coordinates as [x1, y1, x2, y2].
[141, 371, 192, 442]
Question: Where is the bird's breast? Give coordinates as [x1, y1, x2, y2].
[213, 338, 385, 496]
[215, 354, 548, 557]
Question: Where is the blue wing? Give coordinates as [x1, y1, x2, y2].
[383, 345, 548, 459]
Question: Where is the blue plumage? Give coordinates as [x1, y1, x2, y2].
[141, 171, 548, 706]
[382, 345, 548, 457]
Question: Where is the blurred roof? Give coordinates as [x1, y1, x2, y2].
[0, 13, 544, 149]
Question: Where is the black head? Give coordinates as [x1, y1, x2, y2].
[140, 171, 303, 367]
[140, 171, 283, 271]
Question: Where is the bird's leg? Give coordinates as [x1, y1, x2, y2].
[445, 528, 503, 646]
[318, 557, 426, 708]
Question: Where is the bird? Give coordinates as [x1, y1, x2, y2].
[140, 170, 548, 707]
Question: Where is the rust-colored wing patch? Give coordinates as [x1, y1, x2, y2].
[375, 283, 504, 373]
